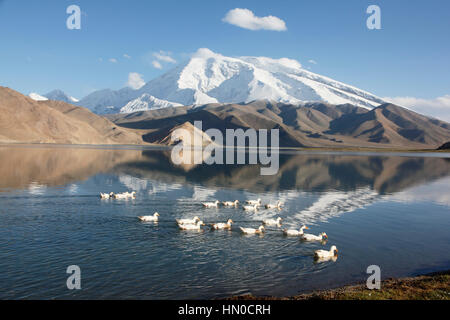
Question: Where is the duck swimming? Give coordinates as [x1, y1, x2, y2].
[265, 201, 282, 209]
[114, 191, 136, 199]
[283, 225, 308, 236]
[100, 192, 114, 199]
[246, 199, 261, 206]
[138, 212, 160, 222]
[176, 216, 201, 225]
[314, 246, 338, 260]
[202, 200, 220, 208]
[178, 220, 205, 230]
[302, 232, 328, 241]
[262, 217, 283, 227]
[239, 226, 265, 235]
[212, 219, 233, 230]
[243, 204, 258, 212]
[222, 200, 239, 207]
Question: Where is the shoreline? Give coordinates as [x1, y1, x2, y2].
[226, 270, 450, 300]
[0, 142, 449, 154]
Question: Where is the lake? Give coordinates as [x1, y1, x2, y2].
[0, 145, 449, 299]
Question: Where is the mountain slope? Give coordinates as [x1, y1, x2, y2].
[327, 103, 450, 146]
[0, 87, 145, 145]
[77, 88, 138, 114]
[110, 100, 450, 149]
[76, 48, 385, 114]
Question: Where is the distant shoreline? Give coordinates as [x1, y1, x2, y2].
[0, 142, 449, 154]
[226, 270, 450, 300]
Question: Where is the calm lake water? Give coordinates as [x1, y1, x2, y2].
[0, 145, 449, 299]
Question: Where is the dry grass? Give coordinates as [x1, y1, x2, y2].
[227, 270, 450, 300]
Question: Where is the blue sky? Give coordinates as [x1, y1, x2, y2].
[0, 0, 449, 105]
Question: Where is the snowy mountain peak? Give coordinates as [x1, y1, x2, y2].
[193, 47, 221, 59]
[29, 93, 48, 101]
[139, 48, 384, 109]
[120, 94, 182, 114]
[77, 48, 385, 114]
[42, 89, 79, 103]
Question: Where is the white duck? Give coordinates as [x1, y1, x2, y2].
[138, 212, 160, 222]
[265, 201, 283, 209]
[113, 193, 127, 199]
[212, 219, 234, 230]
[283, 225, 308, 236]
[178, 220, 205, 230]
[222, 200, 239, 207]
[202, 200, 220, 208]
[176, 216, 201, 225]
[314, 246, 338, 260]
[246, 198, 262, 206]
[243, 204, 258, 212]
[262, 217, 283, 227]
[302, 232, 328, 241]
[114, 191, 136, 199]
[240, 225, 265, 235]
[100, 192, 114, 199]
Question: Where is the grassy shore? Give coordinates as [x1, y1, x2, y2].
[227, 270, 450, 300]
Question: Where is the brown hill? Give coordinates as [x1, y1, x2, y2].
[2, 86, 449, 149]
[327, 103, 450, 146]
[110, 100, 450, 149]
[143, 121, 214, 146]
[0, 87, 145, 145]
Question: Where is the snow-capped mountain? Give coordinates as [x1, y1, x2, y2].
[137, 48, 384, 110]
[44, 48, 386, 114]
[120, 94, 182, 113]
[29, 93, 48, 101]
[77, 88, 137, 114]
[45, 90, 79, 104]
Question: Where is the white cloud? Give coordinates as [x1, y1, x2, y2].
[152, 61, 163, 69]
[383, 95, 450, 122]
[222, 8, 287, 31]
[308, 59, 317, 65]
[153, 51, 176, 64]
[123, 54, 131, 59]
[126, 72, 145, 90]
[109, 58, 117, 63]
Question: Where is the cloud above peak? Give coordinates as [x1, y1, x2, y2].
[222, 8, 287, 31]
[126, 72, 145, 90]
[152, 61, 163, 69]
[153, 51, 176, 64]
[148, 50, 176, 69]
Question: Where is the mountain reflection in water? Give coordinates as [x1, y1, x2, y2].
[0, 145, 449, 299]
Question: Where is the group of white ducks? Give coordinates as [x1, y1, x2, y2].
[136, 198, 339, 262]
[100, 191, 136, 200]
[201, 199, 283, 212]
